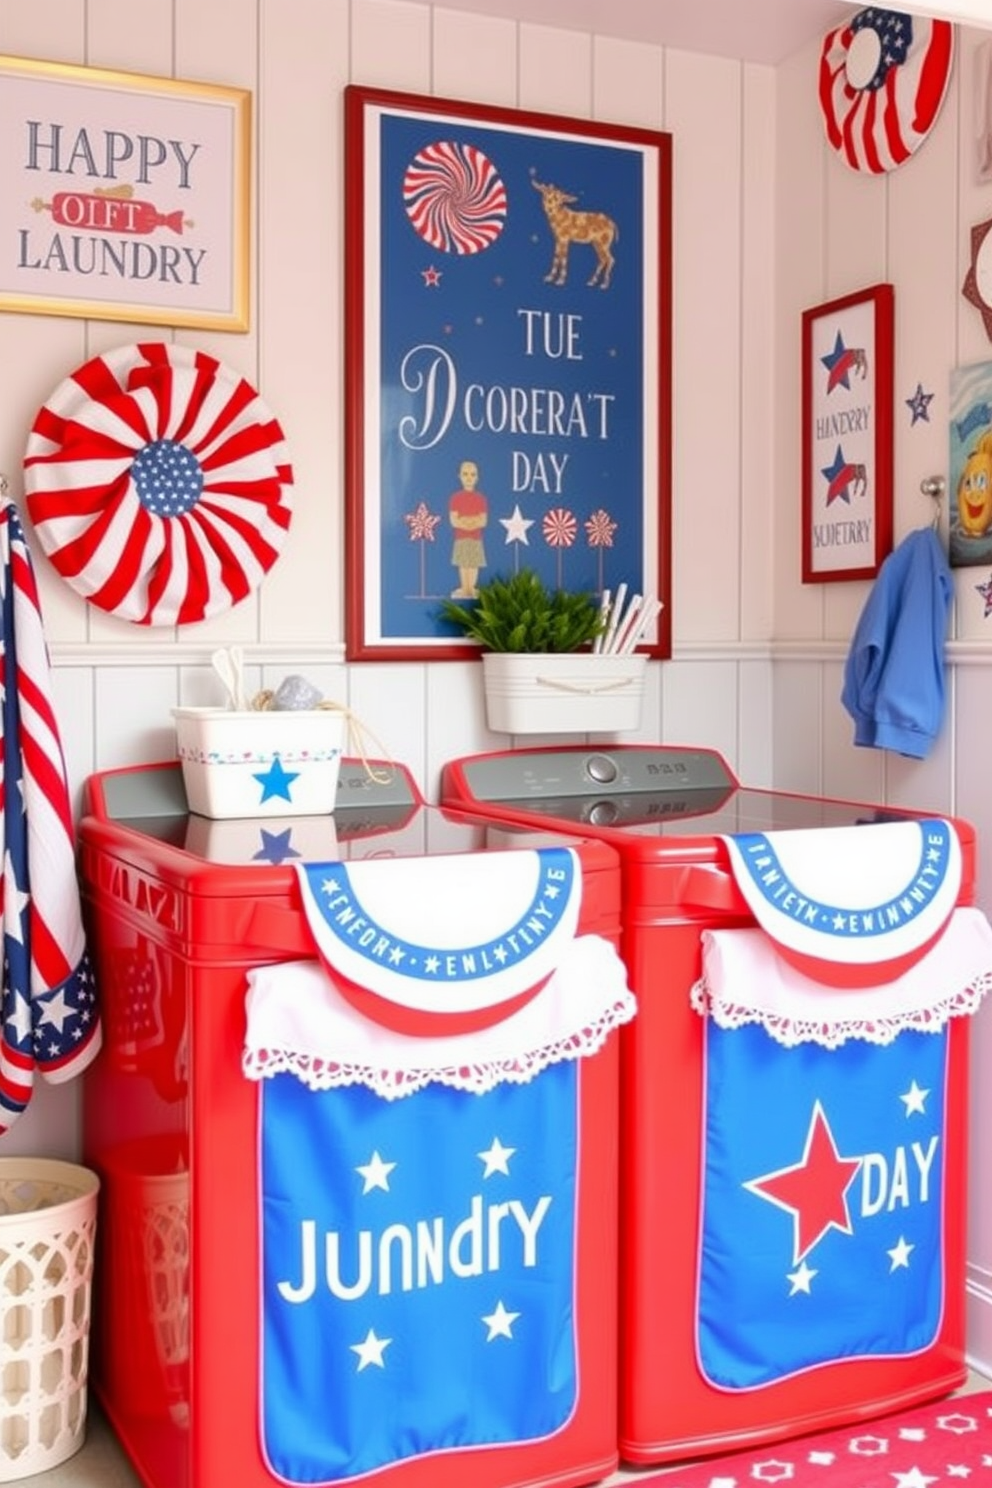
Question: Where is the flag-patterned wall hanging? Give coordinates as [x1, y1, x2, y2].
[819, 8, 954, 174]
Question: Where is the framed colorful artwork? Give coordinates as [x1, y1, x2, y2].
[0, 54, 250, 331]
[801, 283, 894, 583]
[949, 359, 992, 568]
[344, 84, 672, 661]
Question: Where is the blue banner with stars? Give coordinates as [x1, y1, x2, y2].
[259, 1062, 578, 1482]
[698, 1019, 947, 1388]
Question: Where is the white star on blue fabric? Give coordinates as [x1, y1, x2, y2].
[351, 1328, 391, 1371]
[356, 1150, 396, 1194]
[253, 757, 300, 803]
[478, 1137, 516, 1178]
[482, 1301, 520, 1341]
[900, 1080, 929, 1116]
[888, 1236, 914, 1270]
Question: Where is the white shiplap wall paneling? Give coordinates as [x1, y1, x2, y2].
[518, 23, 591, 118]
[665, 50, 743, 644]
[423, 657, 502, 802]
[773, 39, 830, 645]
[256, 0, 347, 650]
[95, 664, 180, 770]
[736, 657, 774, 787]
[819, 656, 886, 805]
[739, 65, 776, 645]
[51, 664, 96, 812]
[660, 656, 739, 764]
[86, 0, 174, 73]
[433, 9, 518, 106]
[592, 36, 664, 130]
[351, 659, 432, 797]
[771, 657, 823, 794]
[352, 0, 432, 90]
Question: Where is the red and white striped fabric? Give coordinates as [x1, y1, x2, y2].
[819, 8, 954, 175]
[0, 495, 100, 1129]
[23, 342, 294, 627]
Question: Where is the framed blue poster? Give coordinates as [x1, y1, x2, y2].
[344, 85, 672, 661]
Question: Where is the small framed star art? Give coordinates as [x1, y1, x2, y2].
[343, 85, 673, 660]
[801, 283, 894, 584]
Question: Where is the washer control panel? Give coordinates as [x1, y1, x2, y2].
[452, 746, 738, 802]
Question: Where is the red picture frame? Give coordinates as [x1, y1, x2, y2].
[801, 283, 894, 584]
[343, 84, 672, 661]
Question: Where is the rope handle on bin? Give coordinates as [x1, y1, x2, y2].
[249, 691, 395, 786]
[535, 673, 638, 696]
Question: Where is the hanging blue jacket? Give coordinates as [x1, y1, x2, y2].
[840, 528, 953, 759]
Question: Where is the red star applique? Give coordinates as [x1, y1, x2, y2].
[745, 1101, 862, 1262]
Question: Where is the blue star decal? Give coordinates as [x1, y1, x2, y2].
[906, 383, 934, 425]
[253, 756, 300, 803]
[976, 572, 992, 619]
[253, 828, 302, 864]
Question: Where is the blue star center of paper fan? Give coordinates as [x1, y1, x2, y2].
[850, 8, 912, 91]
[253, 757, 300, 803]
[132, 439, 204, 517]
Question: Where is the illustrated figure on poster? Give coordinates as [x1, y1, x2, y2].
[532, 179, 618, 290]
[449, 460, 488, 598]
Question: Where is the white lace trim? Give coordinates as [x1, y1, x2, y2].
[243, 992, 636, 1098]
[691, 971, 992, 1048]
[241, 934, 636, 1098]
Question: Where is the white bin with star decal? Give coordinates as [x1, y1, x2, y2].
[173, 706, 345, 819]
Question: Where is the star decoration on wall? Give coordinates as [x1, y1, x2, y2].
[962, 218, 992, 340]
[905, 383, 934, 424]
[976, 572, 992, 618]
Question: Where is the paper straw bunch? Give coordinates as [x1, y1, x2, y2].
[592, 584, 664, 655]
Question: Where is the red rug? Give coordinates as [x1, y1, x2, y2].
[633, 1393, 992, 1488]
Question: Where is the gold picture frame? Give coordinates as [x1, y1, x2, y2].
[0, 54, 250, 332]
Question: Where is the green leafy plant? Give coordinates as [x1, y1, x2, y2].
[440, 568, 606, 653]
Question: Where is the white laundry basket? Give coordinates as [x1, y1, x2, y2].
[0, 1159, 99, 1480]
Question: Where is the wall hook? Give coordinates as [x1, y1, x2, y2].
[921, 474, 945, 529]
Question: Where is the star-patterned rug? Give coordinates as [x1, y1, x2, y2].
[630, 1393, 992, 1488]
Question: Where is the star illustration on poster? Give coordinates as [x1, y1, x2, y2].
[404, 500, 442, 598]
[906, 383, 934, 424]
[821, 446, 863, 507]
[962, 218, 992, 340]
[499, 505, 535, 572]
[822, 331, 867, 391]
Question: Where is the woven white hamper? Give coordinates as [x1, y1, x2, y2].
[0, 1159, 99, 1480]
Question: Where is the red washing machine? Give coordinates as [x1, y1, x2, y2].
[441, 744, 983, 1465]
[79, 758, 631, 1488]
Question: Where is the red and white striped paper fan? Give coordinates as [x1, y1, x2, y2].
[819, 8, 954, 175]
[23, 342, 294, 627]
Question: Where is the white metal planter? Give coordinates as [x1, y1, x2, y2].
[481, 651, 647, 734]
